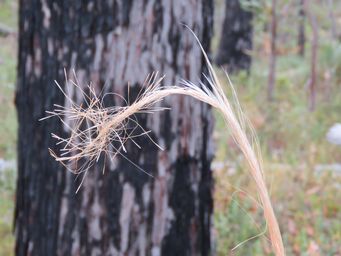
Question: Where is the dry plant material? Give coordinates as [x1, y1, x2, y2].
[43, 35, 285, 255]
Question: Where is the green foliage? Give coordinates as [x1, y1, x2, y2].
[0, 0, 17, 28]
[215, 197, 265, 255]
[240, 0, 270, 15]
[319, 41, 341, 82]
[0, 167, 15, 256]
[0, 37, 17, 159]
[0, 0, 17, 159]
[0, 2, 17, 255]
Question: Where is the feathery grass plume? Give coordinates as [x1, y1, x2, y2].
[41, 71, 170, 190]
[43, 38, 285, 255]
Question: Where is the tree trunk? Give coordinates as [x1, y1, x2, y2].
[267, 0, 277, 101]
[297, 0, 306, 56]
[15, 1, 214, 255]
[306, 0, 318, 111]
[215, 0, 253, 72]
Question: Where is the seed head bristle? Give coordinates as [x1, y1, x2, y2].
[43, 32, 284, 255]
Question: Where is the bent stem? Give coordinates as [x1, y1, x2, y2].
[45, 39, 285, 256]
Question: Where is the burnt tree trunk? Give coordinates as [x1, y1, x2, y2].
[215, 0, 253, 72]
[15, 1, 214, 256]
[297, 0, 306, 56]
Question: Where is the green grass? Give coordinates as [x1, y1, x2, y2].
[0, 0, 17, 159]
[0, 2, 17, 255]
[214, 160, 341, 255]
[0, 0, 17, 29]
[0, 35, 17, 159]
[0, 167, 15, 256]
[213, 37, 341, 255]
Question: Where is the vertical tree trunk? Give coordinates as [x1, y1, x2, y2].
[306, 1, 319, 111]
[297, 0, 306, 56]
[267, 0, 277, 101]
[15, 1, 214, 255]
[215, 0, 253, 72]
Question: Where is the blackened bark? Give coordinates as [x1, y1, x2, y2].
[297, 0, 305, 56]
[15, 1, 214, 256]
[215, 0, 253, 72]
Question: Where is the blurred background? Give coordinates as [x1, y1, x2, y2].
[0, 0, 340, 255]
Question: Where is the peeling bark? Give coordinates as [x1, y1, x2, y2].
[15, 1, 214, 255]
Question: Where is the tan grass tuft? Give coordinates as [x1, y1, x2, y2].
[43, 34, 285, 255]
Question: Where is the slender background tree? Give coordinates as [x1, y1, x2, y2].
[306, 0, 319, 111]
[14, 1, 214, 255]
[267, 0, 277, 101]
[298, 0, 306, 56]
[215, 0, 253, 72]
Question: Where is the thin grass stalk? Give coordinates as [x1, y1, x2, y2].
[44, 34, 285, 255]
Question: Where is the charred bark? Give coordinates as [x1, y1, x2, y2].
[215, 0, 253, 72]
[15, 1, 214, 255]
[297, 0, 306, 56]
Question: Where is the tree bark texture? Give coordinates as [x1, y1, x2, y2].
[215, 0, 253, 72]
[15, 1, 214, 255]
